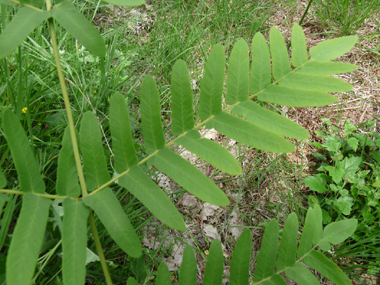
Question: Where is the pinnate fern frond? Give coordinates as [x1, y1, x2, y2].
[144, 205, 357, 285]
[0, 21, 359, 285]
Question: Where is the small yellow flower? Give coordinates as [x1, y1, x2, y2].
[22, 107, 27, 113]
[204, 250, 209, 256]
[93, 90, 97, 94]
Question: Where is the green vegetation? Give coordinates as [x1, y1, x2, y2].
[0, 0, 379, 284]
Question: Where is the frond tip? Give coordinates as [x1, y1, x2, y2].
[151, 205, 357, 285]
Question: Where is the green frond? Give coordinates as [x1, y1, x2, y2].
[83, 188, 142, 258]
[6, 194, 51, 285]
[110, 92, 139, 172]
[80, 112, 110, 192]
[62, 199, 89, 285]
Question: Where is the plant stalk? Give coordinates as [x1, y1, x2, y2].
[46, 0, 113, 283]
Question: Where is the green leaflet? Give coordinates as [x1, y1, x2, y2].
[19, 0, 44, 6]
[80, 111, 110, 192]
[270, 27, 291, 80]
[127, 277, 139, 285]
[203, 239, 224, 285]
[310, 36, 358, 62]
[304, 250, 351, 285]
[258, 85, 338, 107]
[263, 274, 287, 285]
[253, 219, 278, 282]
[232, 100, 309, 140]
[0, 167, 6, 188]
[0, 0, 13, 6]
[171, 60, 194, 136]
[276, 213, 298, 271]
[83, 188, 142, 258]
[156, 263, 171, 285]
[279, 72, 353, 92]
[101, 0, 145, 6]
[230, 229, 252, 285]
[321, 219, 357, 245]
[118, 164, 186, 231]
[312, 205, 323, 245]
[226, 38, 249, 104]
[151, 147, 229, 205]
[178, 246, 197, 285]
[141, 76, 166, 154]
[2, 110, 45, 193]
[251, 32, 271, 94]
[291, 23, 308, 67]
[51, 0, 106, 57]
[56, 127, 80, 197]
[109, 92, 138, 172]
[298, 61, 358, 75]
[62, 199, 89, 285]
[0, 7, 50, 59]
[297, 207, 316, 258]
[285, 262, 320, 285]
[6, 193, 51, 285]
[176, 130, 241, 175]
[199, 44, 225, 120]
[208, 112, 295, 153]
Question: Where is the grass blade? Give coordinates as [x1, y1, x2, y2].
[0, 195, 16, 250]
[253, 219, 279, 282]
[56, 127, 80, 197]
[270, 27, 291, 80]
[176, 130, 241, 175]
[199, 44, 225, 120]
[298, 207, 316, 258]
[291, 23, 308, 67]
[110, 92, 138, 172]
[304, 250, 351, 285]
[203, 239, 224, 285]
[0, 194, 8, 220]
[51, 0, 105, 57]
[298, 61, 358, 75]
[251, 32, 271, 94]
[171, 59, 194, 136]
[6, 193, 51, 285]
[208, 111, 295, 153]
[232, 100, 309, 139]
[151, 147, 229, 206]
[83, 188, 141, 258]
[310, 36, 358, 62]
[141, 76, 165, 154]
[178, 245, 197, 285]
[118, 165, 186, 231]
[279, 73, 353, 92]
[276, 213, 298, 271]
[258, 85, 338, 107]
[156, 262, 171, 285]
[285, 262, 320, 285]
[2, 110, 45, 193]
[0, 7, 49, 59]
[62, 199, 89, 285]
[101, 0, 145, 6]
[80, 111, 110, 191]
[0, 167, 6, 188]
[226, 38, 249, 104]
[230, 229, 252, 285]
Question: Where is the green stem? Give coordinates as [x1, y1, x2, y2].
[46, 1, 113, 283]
[0, 189, 69, 200]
